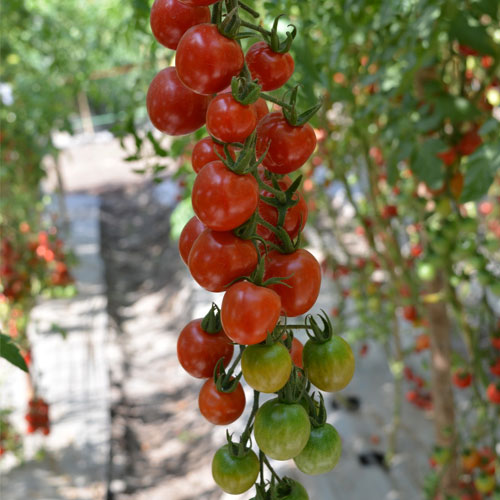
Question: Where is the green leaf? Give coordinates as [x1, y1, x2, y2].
[450, 12, 497, 56]
[412, 139, 446, 188]
[459, 142, 500, 202]
[146, 131, 168, 157]
[0, 333, 28, 372]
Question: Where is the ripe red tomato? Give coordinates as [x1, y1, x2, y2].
[264, 249, 321, 317]
[493, 337, 500, 349]
[191, 137, 235, 173]
[206, 94, 257, 143]
[452, 369, 473, 389]
[293, 423, 342, 475]
[188, 229, 258, 292]
[178, 216, 205, 265]
[257, 176, 308, 244]
[192, 161, 259, 231]
[456, 129, 482, 156]
[486, 382, 500, 404]
[254, 97, 269, 122]
[403, 305, 418, 322]
[212, 445, 259, 494]
[150, 0, 210, 50]
[241, 342, 292, 393]
[146, 67, 209, 135]
[221, 281, 281, 345]
[198, 378, 246, 425]
[246, 41, 295, 91]
[414, 333, 430, 352]
[176, 24, 244, 95]
[437, 148, 457, 166]
[256, 112, 317, 174]
[177, 318, 234, 378]
[290, 337, 304, 368]
[303, 335, 355, 392]
[254, 398, 311, 460]
[461, 448, 481, 471]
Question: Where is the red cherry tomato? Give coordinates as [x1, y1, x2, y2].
[265, 249, 321, 317]
[198, 378, 246, 425]
[257, 176, 308, 244]
[290, 337, 304, 368]
[178, 216, 205, 265]
[221, 281, 281, 345]
[487, 382, 500, 404]
[256, 112, 317, 174]
[206, 94, 257, 143]
[192, 161, 259, 231]
[456, 129, 482, 156]
[490, 358, 500, 376]
[254, 98, 269, 122]
[179, 0, 218, 5]
[191, 137, 236, 173]
[177, 319, 234, 378]
[147, 67, 209, 135]
[150, 0, 210, 50]
[246, 41, 295, 91]
[452, 369, 472, 388]
[188, 229, 258, 292]
[176, 24, 244, 95]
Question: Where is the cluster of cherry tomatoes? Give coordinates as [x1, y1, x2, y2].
[0, 226, 72, 305]
[147, 0, 355, 497]
[24, 397, 50, 436]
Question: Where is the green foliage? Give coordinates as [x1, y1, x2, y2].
[0, 333, 28, 372]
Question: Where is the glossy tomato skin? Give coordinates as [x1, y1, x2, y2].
[254, 398, 311, 460]
[265, 249, 321, 317]
[177, 319, 233, 378]
[256, 112, 317, 174]
[254, 97, 269, 122]
[246, 41, 295, 91]
[290, 337, 304, 368]
[178, 216, 205, 265]
[212, 444, 259, 494]
[198, 378, 246, 425]
[192, 161, 259, 231]
[241, 342, 292, 393]
[146, 67, 209, 135]
[180, 0, 218, 5]
[150, 0, 210, 50]
[206, 94, 257, 143]
[293, 423, 342, 475]
[257, 176, 308, 244]
[176, 24, 244, 95]
[188, 229, 258, 292]
[191, 137, 235, 173]
[303, 336, 355, 392]
[221, 281, 281, 345]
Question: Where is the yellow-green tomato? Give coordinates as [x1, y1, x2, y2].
[303, 336, 355, 392]
[293, 423, 342, 475]
[254, 398, 310, 460]
[241, 342, 292, 393]
[211, 444, 259, 494]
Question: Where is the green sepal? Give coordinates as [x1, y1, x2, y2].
[200, 303, 222, 333]
[305, 310, 334, 343]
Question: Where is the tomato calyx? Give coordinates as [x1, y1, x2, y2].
[264, 15, 297, 54]
[213, 347, 244, 393]
[230, 76, 262, 106]
[201, 302, 223, 334]
[302, 392, 328, 428]
[304, 310, 334, 344]
[277, 366, 308, 404]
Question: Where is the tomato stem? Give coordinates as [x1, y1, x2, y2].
[261, 453, 281, 481]
[238, 1, 259, 18]
[259, 92, 293, 111]
[239, 20, 272, 37]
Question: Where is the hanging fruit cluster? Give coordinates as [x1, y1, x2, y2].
[147, 0, 355, 497]
[24, 397, 50, 436]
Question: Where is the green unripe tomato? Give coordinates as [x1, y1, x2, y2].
[303, 335, 355, 392]
[212, 445, 259, 494]
[241, 342, 292, 393]
[417, 261, 436, 282]
[275, 479, 310, 499]
[254, 398, 311, 460]
[293, 423, 342, 475]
